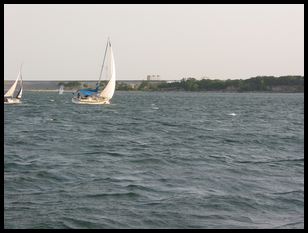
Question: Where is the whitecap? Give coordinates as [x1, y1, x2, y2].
[151, 104, 159, 110]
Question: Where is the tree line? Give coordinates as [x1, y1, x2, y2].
[58, 76, 304, 92]
[136, 76, 304, 92]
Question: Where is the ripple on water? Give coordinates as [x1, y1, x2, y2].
[4, 92, 304, 229]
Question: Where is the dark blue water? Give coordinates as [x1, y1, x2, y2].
[4, 91, 304, 229]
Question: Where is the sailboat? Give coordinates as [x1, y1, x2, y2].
[72, 38, 116, 105]
[4, 65, 23, 104]
[59, 84, 64, 94]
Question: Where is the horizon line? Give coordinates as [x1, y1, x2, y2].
[3, 75, 304, 82]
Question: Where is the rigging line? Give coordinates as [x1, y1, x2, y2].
[97, 39, 110, 88]
[18, 63, 23, 88]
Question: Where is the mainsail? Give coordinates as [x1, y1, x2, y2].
[5, 69, 21, 97]
[59, 85, 64, 94]
[16, 88, 23, 99]
[16, 73, 23, 99]
[99, 41, 116, 100]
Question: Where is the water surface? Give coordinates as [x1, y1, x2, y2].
[4, 91, 304, 229]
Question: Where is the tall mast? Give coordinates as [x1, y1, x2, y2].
[16, 64, 23, 99]
[19, 63, 23, 84]
[96, 37, 110, 88]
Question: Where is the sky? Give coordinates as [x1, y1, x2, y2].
[4, 4, 304, 80]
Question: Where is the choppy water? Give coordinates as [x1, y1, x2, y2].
[4, 91, 304, 229]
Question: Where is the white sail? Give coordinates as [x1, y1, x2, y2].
[99, 42, 116, 99]
[4, 70, 21, 97]
[59, 85, 64, 94]
[16, 87, 23, 99]
[16, 73, 23, 99]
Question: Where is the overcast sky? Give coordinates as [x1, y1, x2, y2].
[4, 4, 304, 80]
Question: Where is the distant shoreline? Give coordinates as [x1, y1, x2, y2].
[5, 76, 304, 93]
[24, 89, 304, 94]
[26, 90, 75, 93]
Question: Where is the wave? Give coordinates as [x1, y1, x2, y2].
[84, 191, 141, 199]
[4, 91, 304, 229]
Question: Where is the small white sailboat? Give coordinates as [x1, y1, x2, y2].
[72, 38, 116, 105]
[59, 85, 64, 94]
[4, 65, 23, 104]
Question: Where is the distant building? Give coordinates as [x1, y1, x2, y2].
[146, 75, 160, 81]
